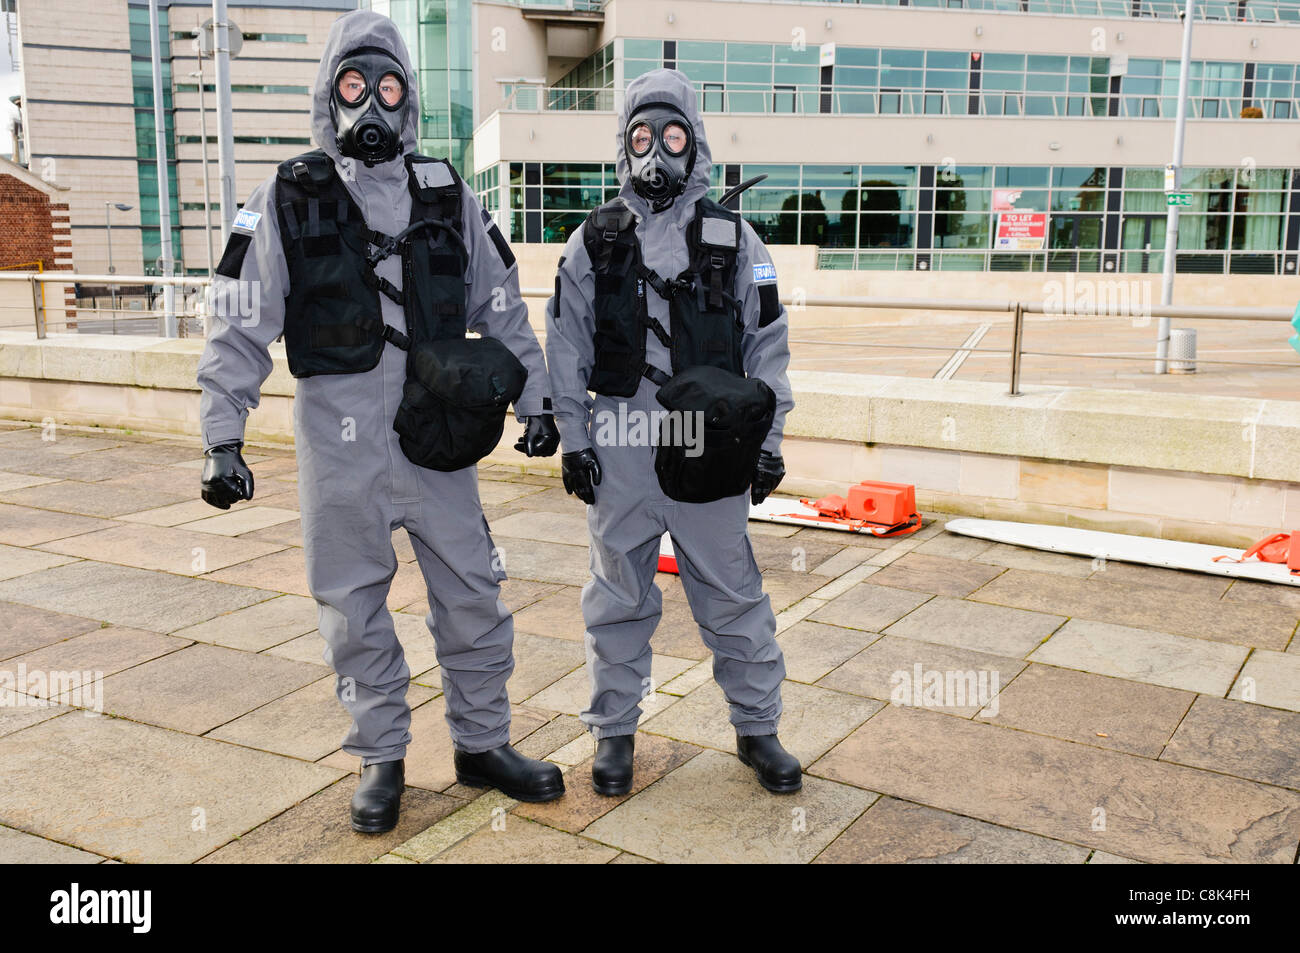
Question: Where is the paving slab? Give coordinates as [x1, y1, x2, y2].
[884, 595, 1065, 658]
[584, 748, 876, 864]
[177, 506, 300, 537]
[1222, 578, 1300, 614]
[199, 778, 463, 864]
[206, 547, 312, 597]
[0, 824, 105, 863]
[487, 509, 591, 546]
[0, 471, 58, 493]
[1087, 561, 1232, 600]
[751, 533, 843, 573]
[118, 498, 230, 527]
[973, 568, 1300, 651]
[0, 542, 78, 582]
[171, 594, 320, 652]
[512, 713, 587, 760]
[976, 664, 1195, 758]
[0, 714, 342, 863]
[1161, 695, 1300, 790]
[6, 627, 190, 698]
[0, 502, 117, 546]
[238, 519, 304, 548]
[1031, 619, 1250, 696]
[776, 620, 882, 684]
[815, 797, 1091, 864]
[870, 552, 1005, 598]
[493, 538, 591, 586]
[971, 541, 1097, 577]
[808, 582, 931, 633]
[641, 679, 879, 766]
[0, 602, 102, 661]
[0, 693, 76, 739]
[811, 704, 1300, 864]
[0, 560, 272, 631]
[40, 522, 287, 576]
[818, 635, 1026, 717]
[506, 631, 586, 702]
[208, 677, 437, 762]
[0, 448, 161, 483]
[527, 664, 682, 724]
[388, 790, 516, 862]
[760, 568, 832, 612]
[912, 533, 996, 561]
[0, 480, 186, 518]
[515, 733, 702, 834]
[261, 630, 330, 668]
[98, 643, 324, 734]
[1229, 649, 1300, 712]
[429, 815, 618, 864]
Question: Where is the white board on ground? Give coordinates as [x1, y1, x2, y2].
[944, 518, 1300, 587]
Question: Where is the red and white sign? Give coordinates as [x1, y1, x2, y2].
[995, 212, 1047, 251]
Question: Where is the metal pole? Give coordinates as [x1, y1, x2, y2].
[1009, 301, 1025, 395]
[148, 0, 177, 337]
[212, 0, 236, 241]
[104, 202, 117, 318]
[1156, 0, 1196, 373]
[195, 57, 215, 279]
[31, 275, 45, 339]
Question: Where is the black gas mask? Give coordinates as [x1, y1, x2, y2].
[330, 47, 409, 166]
[625, 104, 696, 212]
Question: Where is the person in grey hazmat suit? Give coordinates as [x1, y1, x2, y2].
[545, 69, 801, 795]
[196, 10, 565, 833]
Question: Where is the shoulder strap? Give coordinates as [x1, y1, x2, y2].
[583, 198, 638, 274]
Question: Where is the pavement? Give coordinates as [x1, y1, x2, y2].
[0, 420, 1298, 864]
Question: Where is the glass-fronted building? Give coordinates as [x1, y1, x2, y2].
[459, 0, 1300, 275]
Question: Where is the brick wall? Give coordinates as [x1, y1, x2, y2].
[0, 173, 77, 326]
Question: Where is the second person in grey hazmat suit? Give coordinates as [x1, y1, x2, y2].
[545, 69, 802, 795]
[196, 10, 565, 834]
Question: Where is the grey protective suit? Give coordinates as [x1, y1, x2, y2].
[196, 11, 549, 763]
[545, 70, 795, 739]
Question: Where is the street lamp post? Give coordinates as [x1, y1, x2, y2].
[104, 201, 133, 327]
[190, 65, 215, 279]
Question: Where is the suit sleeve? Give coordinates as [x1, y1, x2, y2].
[737, 221, 793, 456]
[544, 231, 597, 454]
[460, 184, 551, 421]
[196, 175, 289, 451]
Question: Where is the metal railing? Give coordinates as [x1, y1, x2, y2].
[701, 0, 1300, 24]
[517, 286, 1295, 394]
[3, 272, 1292, 398]
[0, 272, 211, 339]
[817, 249, 1297, 275]
[501, 82, 1300, 120]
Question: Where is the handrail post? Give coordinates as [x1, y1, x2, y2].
[31, 275, 46, 340]
[1009, 301, 1024, 396]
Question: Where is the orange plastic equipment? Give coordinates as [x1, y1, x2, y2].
[1213, 530, 1300, 576]
[800, 481, 921, 537]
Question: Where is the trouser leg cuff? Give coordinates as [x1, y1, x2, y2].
[589, 720, 639, 740]
[355, 748, 407, 767]
[734, 721, 780, 738]
[450, 723, 512, 755]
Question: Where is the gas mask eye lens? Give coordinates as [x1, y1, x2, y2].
[336, 69, 367, 105]
[628, 122, 653, 157]
[377, 72, 404, 108]
[662, 122, 689, 156]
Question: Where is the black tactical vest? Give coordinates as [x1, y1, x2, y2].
[273, 149, 467, 378]
[581, 196, 744, 397]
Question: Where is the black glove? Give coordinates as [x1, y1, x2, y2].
[561, 448, 602, 505]
[750, 450, 785, 505]
[514, 413, 560, 458]
[201, 443, 255, 510]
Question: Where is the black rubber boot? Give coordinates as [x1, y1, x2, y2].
[350, 759, 404, 833]
[736, 734, 802, 794]
[591, 735, 635, 796]
[454, 743, 565, 803]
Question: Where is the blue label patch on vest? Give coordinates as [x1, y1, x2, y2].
[752, 262, 777, 284]
[232, 209, 261, 233]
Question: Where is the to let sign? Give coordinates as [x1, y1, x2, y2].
[995, 212, 1047, 250]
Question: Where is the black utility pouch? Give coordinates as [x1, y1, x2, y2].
[393, 336, 527, 472]
[653, 365, 775, 504]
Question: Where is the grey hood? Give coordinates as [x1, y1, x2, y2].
[616, 68, 712, 213]
[311, 10, 419, 165]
